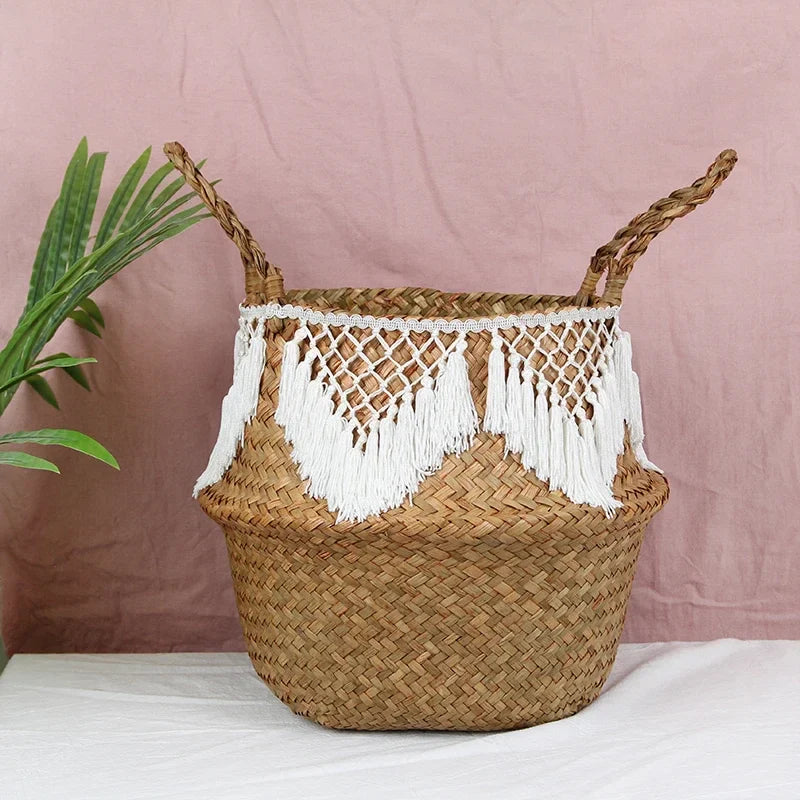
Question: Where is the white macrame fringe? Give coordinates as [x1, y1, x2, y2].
[481, 328, 661, 518]
[193, 319, 266, 497]
[194, 304, 661, 523]
[278, 333, 479, 523]
[612, 331, 663, 474]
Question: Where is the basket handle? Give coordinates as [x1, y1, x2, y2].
[575, 149, 738, 306]
[163, 142, 285, 304]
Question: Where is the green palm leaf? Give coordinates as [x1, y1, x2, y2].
[37, 352, 92, 390]
[77, 298, 105, 328]
[0, 356, 96, 394]
[67, 151, 106, 266]
[0, 451, 60, 472]
[68, 309, 102, 337]
[121, 161, 174, 230]
[93, 146, 151, 250]
[25, 138, 88, 310]
[25, 375, 60, 409]
[23, 201, 59, 317]
[0, 429, 119, 469]
[146, 159, 206, 213]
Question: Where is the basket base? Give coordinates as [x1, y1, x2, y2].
[217, 461, 666, 731]
[254, 652, 611, 732]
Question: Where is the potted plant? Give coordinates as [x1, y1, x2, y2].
[0, 139, 208, 671]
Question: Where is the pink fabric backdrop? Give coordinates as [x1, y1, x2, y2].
[1, 1, 798, 653]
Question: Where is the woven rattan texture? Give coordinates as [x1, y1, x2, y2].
[199, 288, 669, 730]
[285, 288, 607, 318]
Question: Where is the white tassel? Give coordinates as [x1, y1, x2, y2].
[414, 374, 439, 472]
[233, 318, 250, 370]
[520, 367, 538, 471]
[301, 384, 336, 487]
[284, 347, 316, 443]
[361, 416, 382, 516]
[394, 390, 419, 502]
[578, 410, 622, 516]
[378, 404, 398, 507]
[436, 335, 478, 454]
[613, 330, 634, 419]
[291, 377, 324, 473]
[237, 319, 266, 434]
[504, 353, 524, 455]
[484, 333, 507, 434]
[326, 419, 357, 512]
[548, 391, 566, 492]
[562, 413, 588, 504]
[588, 387, 618, 486]
[601, 358, 625, 454]
[627, 370, 644, 444]
[308, 400, 345, 501]
[627, 370, 663, 472]
[577, 412, 603, 501]
[274, 325, 307, 426]
[192, 391, 242, 497]
[193, 320, 267, 497]
[535, 380, 550, 481]
[613, 330, 662, 472]
[336, 431, 366, 523]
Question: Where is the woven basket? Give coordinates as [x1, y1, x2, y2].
[165, 143, 736, 731]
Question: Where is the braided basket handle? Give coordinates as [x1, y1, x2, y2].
[576, 149, 738, 306]
[163, 142, 284, 304]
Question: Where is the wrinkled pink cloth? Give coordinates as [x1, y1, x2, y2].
[0, 1, 797, 654]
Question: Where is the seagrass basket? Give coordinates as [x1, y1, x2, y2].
[165, 142, 736, 731]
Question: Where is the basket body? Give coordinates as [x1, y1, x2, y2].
[199, 288, 669, 731]
[165, 141, 734, 731]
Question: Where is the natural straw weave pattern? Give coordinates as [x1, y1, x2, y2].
[164, 143, 736, 730]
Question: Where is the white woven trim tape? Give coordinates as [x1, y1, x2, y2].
[194, 302, 661, 522]
[239, 301, 620, 332]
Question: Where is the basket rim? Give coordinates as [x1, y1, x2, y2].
[244, 286, 618, 325]
[240, 299, 620, 332]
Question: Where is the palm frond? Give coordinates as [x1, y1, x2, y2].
[0, 140, 208, 424]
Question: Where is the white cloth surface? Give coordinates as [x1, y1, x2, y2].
[1, 640, 798, 800]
